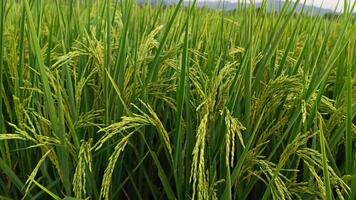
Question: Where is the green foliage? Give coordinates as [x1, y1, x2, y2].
[0, 0, 355, 199]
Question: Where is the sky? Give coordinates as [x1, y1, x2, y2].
[264, 0, 354, 10]
[198, 0, 356, 11]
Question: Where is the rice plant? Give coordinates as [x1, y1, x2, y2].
[0, 0, 355, 199]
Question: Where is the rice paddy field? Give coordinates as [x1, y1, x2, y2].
[0, 0, 355, 199]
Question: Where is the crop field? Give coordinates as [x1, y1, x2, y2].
[0, 0, 355, 199]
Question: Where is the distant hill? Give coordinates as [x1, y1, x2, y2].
[256, 0, 335, 15]
[138, 0, 339, 15]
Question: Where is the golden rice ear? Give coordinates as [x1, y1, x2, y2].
[254, 159, 293, 200]
[0, 133, 26, 141]
[139, 100, 173, 155]
[225, 108, 246, 167]
[24, 150, 52, 198]
[93, 115, 150, 151]
[73, 140, 93, 199]
[100, 134, 131, 200]
[252, 75, 304, 124]
[190, 113, 209, 200]
[297, 146, 350, 199]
